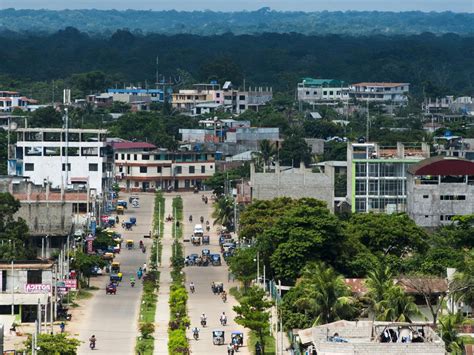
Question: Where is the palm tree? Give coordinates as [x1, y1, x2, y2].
[377, 285, 420, 322]
[212, 196, 235, 229]
[439, 314, 464, 354]
[254, 139, 276, 172]
[364, 264, 394, 319]
[294, 262, 358, 325]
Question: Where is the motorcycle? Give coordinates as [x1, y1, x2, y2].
[190, 286, 195, 293]
[222, 294, 227, 303]
[220, 317, 227, 326]
[131, 281, 135, 287]
[200, 319, 206, 327]
[193, 331, 199, 340]
[89, 341, 96, 350]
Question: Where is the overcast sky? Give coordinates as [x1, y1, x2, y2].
[0, 0, 472, 12]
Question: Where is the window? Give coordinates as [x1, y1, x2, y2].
[127, 154, 130, 160]
[140, 166, 147, 173]
[81, 147, 98, 156]
[121, 154, 125, 160]
[115, 153, 119, 160]
[369, 163, 379, 177]
[62, 163, 71, 171]
[25, 163, 34, 171]
[157, 166, 162, 173]
[119, 166, 123, 173]
[355, 180, 367, 195]
[201, 166, 206, 174]
[189, 166, 195, 174]
[423, 195, 429, 199]
[355, 163, 367, 177]
[142, 154, 149, 160]
[44, 147, 61, 156]
[134, 154, 138, 161]
[369, 180, 379, 195]
[89, 163, 98, 172]
[306, 91, 310, 95]
[27, 270, 42, 284]
[440, 195, 466, 200]
[239, 95, 246, 100]
[239, 105, 246, 110]
[134, 182, 139, 187]
[62, 147, 79, 156]
[323, 91, 327, 95]
[216, 93, 220, 98]
[175, 166, 182, 174]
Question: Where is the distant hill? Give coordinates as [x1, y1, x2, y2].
[0, 8, 473, 36]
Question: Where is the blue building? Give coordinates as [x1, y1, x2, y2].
[107, 88, 165, 102]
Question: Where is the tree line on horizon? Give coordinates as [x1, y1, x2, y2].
[0, 28, 473, 100]
[0, 8, 474, 36]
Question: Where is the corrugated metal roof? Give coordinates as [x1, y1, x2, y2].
[407, 156, 474, 176]
[112, 141, 157, 150]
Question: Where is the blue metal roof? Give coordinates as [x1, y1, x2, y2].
[107, 88, 164, 94]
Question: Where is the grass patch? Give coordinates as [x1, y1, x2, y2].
[75, 289, 93, 300]
[136, 337, 154, 355]
[248, 332, 275, 355]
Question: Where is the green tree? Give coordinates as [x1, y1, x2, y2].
[0, 193, 32, 260]
[0, 130, 8, 175]
[345, 213, 427, 259]
[30, 106, 63, 128]
[254, 139, 276, 172]
[292, 262, 358, 325]
[279, 134, 311, 167]
[70, 250, 106, 287]
[212, 196, 235, 230]
[233, 286, 273, 354]
[438, 314, 465, 354]
[23, 333, 81, 354]
[227, 246, 257, 289]
[364, 264, 394, 318]
[377, 285, 420, 322]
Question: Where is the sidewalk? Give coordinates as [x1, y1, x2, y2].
[153, 196, 173, 354]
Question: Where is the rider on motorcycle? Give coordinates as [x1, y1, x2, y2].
[200, 313, 207, 326]
[221, 290, 227, 302]
[192, 326, 199, 339]
[190, 282, 195, 293]
[130, 276, 135, 286]
[220, 312, 227, 325]
[189, 215, 193, 222]
[89, 335, 96, 348]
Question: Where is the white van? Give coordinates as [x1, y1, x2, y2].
[194, 224, 204, 235]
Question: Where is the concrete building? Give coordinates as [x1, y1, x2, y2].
[250, 162, 336, 212]
[298, 320, 445, 355]
[0, 91, 39, 112]
[407, 156, 474, 228]
[347, 142, 430, 213]
[106, 88, 164, 103]
[113, 142, 216, 191]
[297, 78, 349, 104]
[11, 128, 113, 195]
[172, 81, 272, 115]
[348, 82, 410, 103]
[434, 136, 474, 161]
[0, 261, 55, 323]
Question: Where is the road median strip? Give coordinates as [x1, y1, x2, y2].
[136, 192, 164, 355]
[168, 196, 190, 355]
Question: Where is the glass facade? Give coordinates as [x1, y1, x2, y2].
[353, 161, 418, 213]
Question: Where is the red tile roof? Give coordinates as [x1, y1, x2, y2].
[112, 141, 156, 150]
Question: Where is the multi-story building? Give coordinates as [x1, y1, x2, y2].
[11, 128, 113, 194]
[0, 260, 56, 323]
[172, 81, 272, 115]
[407, 156, 474, 228]
[113, 142, 216, 191]
[107, 88, 165, 103]
[297, 78, 349, 104]
[347, 142, 430, 213]
[348, 82, 410, 103]
[0, 90, 39, 112]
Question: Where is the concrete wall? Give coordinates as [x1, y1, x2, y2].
[250, 164, 334, 212]
[407, 175, 474, 227]
[315, 342, 445, 355]
[304, 138, 325, 155]
[15, 202, 73, 236]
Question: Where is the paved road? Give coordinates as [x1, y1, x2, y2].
[75, 193, 154, 354]
[182, 192, 250, 355]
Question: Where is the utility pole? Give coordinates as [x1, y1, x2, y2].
[366, 99, 370, 141]
[11, 260, 14, 316]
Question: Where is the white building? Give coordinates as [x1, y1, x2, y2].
[112, 142, 216, 191]
[12, 128, 112, 194]
[0, 91, 39, 112]
[348, 82, 410, 103]
[0, 261, 55, 323]
[297, 78, 349, 104]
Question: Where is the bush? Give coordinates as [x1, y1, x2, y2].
[139, 322, 155, 338]
[168, 329, 189, 354]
